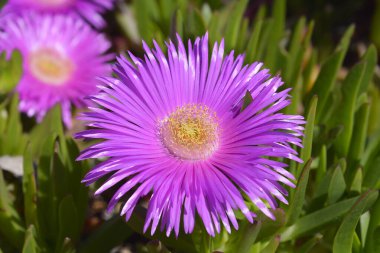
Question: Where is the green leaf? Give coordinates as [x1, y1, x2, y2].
[350, 168, 363, 193]
[245, 19, 263, 62]
[57, 195, 79, 249]
[0, 0, 6, 8]
[363, 156, 380, 188]
[36, 134, 59, 246]
[287, 159, 313, 225]
[22, 225, 38, 253]
[333, 190, 379, 253]
[315, 145, 327, 187]
[225, 221, 262, 253]
[237, 18, 249, 52]
[223, 0, 248, 50]
[298, 234, 323, 253]
[296, 95, 317, 178]
[241, 91, 253, 112]
[256, 19, 273, 61]
[1, 95, 26, 155]
[360, 211, 370, 248]
[359, 45, 377, 94]
[208, 12, 225, 43]
[307, 26, 354, 123]
[260, 235, 280, 253]
[334, 62, 366, 156]
[0, 163, 25, 249]
[187, 8, 206, 37]
[57, 138, 88, 230]
[349, 102, 371, 162]
[286, 17, 306, 77]
[256, 209, 286, 241]
[327, 165, 346, 204]
[0, 51, 22, 93]
[78, 216, 133, 253]
[29, 105, 63, 158]
[192, 226, 212, 253]
[133, 0, 159, 42]
[116, 2, 140, 44]
[285, 76, 303, 115]
[303, 49, 318, 95]
[171, 10, 183, 39]
[365, 197, 380, 253]
[362, 131, 380, 170]
[285, 17, 313, 85]
[281, 196, 360, 241]
[126, 206, 195, 253]
[58, 238, 76, 253]
[23, 146, 38, 226]
[264, 0, 285, 70]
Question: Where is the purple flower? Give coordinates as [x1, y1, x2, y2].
[0, 12, 112, 126]
[76, 34, 305, 236]
[2, 0, 114, 28]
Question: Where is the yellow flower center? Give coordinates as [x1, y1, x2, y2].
[159, 104, 219, 160]
[29, 48, 74, 86]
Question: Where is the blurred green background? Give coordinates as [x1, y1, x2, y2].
[1, 0, 380, 253]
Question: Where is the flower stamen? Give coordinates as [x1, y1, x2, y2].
[29, 48, 74, 86]
[160, 104, 219, 160]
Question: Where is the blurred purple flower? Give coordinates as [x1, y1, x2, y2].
[76, 33, 305, 236]
[2, 0, 114, 28]
[0, 12, 112, 126]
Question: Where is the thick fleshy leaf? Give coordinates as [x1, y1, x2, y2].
[349, 103, 371, 162]
[224, 0, 248, 50]
[0, 168, 25, 249]
[78, 216, 134, 253]
[22, 225, 39, 253]
[327, 164, 346, 204]
[23, 146, 37, 226]
[0, 51, 22, 93]
[298, 234, 323, 253]
[315, 145, 327, 187]
[261, 235, 280, 253]
[57, 195, 79, 249]
[334, 62, 366, 156]
[295, 95, 317, 178]
[29, 105, 63, 158]
[126, 206, 196, 253]
[364, 197, 380, 253]
[307, 26, 354, 123]
[281, 196, 360, 241]
[0, 95, 26, 155]
[256, 209, 286, 241]
[333, 190, 378, 253]
[245, 19, 263, 62]
[287, 159, 312, 225]
[359, 45, 377, 94]
[264, 0, 285, 70]
[225, 221, 262, 253]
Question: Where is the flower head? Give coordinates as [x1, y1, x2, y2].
[76, 34, 305, 236]
[0, 12, 112, 126]
[2, 0, 114, 28]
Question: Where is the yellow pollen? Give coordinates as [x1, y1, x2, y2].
[159, 104, 219, 160]
[29, 48, 74, 86]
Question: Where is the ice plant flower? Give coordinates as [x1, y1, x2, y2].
[1, 0, 114, 28]
[0, 12, 112, 126]
[76, 33, 305, 236]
